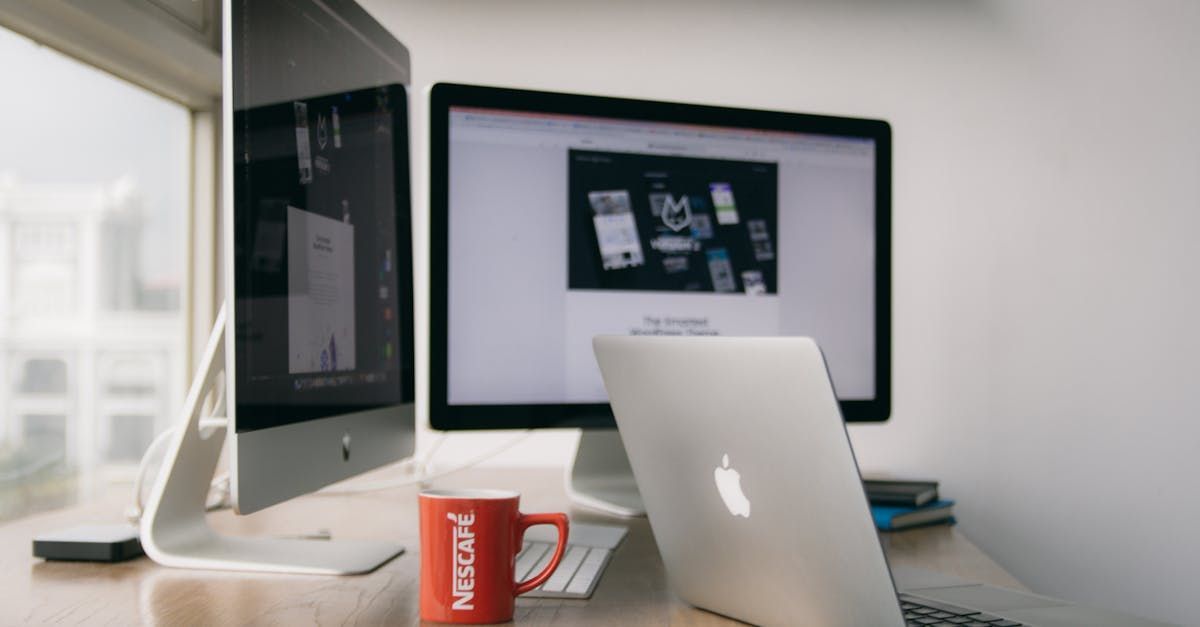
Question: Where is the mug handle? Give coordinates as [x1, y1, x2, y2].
[513, 512, 570, 596]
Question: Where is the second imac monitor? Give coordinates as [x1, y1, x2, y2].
[429, 84, 890, 514]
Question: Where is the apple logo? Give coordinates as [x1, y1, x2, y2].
[714, 453, 751, 518]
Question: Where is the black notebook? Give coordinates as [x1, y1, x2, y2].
[863, 479, 939, 507]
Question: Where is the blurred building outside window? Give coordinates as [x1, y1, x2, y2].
[0, 25, 189, 522]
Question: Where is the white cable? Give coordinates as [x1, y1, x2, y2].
[128, 424, 530, 515]
[128, 422, 529, 517]
[128, 372, 529, 512]
[319, 430, 532, 495]
[415, 432, 449, 477]
[126, 417, 230, 525]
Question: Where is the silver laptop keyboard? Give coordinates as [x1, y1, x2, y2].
[900, 594, 1024, 627]
[519, 522, 627, 599]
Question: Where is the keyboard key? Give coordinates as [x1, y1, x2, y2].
[899, 595, 979, 616]
[573, 550, 609, 591]
[540, 546, 589, 593]
[565, 574, 595, 595]
[992, 622, 1022, 627]
[588, 550, 610, 564]
[514, 542, 550, 581]
[930, 611, 954, 619]
[972, 614, 1004, 623]
[946, 618, 973, 624]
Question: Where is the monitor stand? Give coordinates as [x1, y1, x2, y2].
[565, 429, 646, 517]
[139, 304, 403, 575]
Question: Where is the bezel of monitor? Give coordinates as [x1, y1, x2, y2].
[429, 82, 891, 429]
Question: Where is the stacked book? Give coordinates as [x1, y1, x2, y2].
[863, 479, 955, 531]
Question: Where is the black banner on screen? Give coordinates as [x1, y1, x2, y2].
[567, 149, 779, 294]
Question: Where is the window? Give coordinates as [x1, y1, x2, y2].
[0, 25, 189, 521]
[20, 414, 67, 449]
[18, 359, 68, 395]
[105, 415, 156, 463]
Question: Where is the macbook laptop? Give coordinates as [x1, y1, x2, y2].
[593, 335, 1170, 627]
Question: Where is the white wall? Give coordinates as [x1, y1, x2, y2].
[364, 1, 1200, 624]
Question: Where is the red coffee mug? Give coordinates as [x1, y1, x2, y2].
[419, 489, 569, 624]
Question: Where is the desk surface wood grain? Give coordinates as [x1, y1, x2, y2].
[0, 467, 1024, 625]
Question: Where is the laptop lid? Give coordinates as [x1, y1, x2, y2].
[593, 335, 903, 626]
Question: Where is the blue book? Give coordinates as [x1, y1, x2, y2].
[871, 500, 955, 531]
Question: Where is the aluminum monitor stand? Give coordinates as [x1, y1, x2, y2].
[565, 429, 646, 517]
[139, 304, 403, 575]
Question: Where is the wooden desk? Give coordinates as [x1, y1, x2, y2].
[0, 468, 1023, 625]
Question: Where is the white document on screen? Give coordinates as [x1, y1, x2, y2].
[287, 205, 356, 374]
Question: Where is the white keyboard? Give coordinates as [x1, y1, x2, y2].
[519, 522, 627, 599]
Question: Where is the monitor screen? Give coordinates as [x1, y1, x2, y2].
[430, 84, 889, 428]
[232, 0, 414, 433]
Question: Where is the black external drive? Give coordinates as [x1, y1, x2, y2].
[33, 524, 144, 563]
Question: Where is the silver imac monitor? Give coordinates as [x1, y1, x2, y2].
[139, 0, 415, 575]
[228, 0, 415, 517]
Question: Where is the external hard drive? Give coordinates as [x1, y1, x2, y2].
[33, 524, 143, 562]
